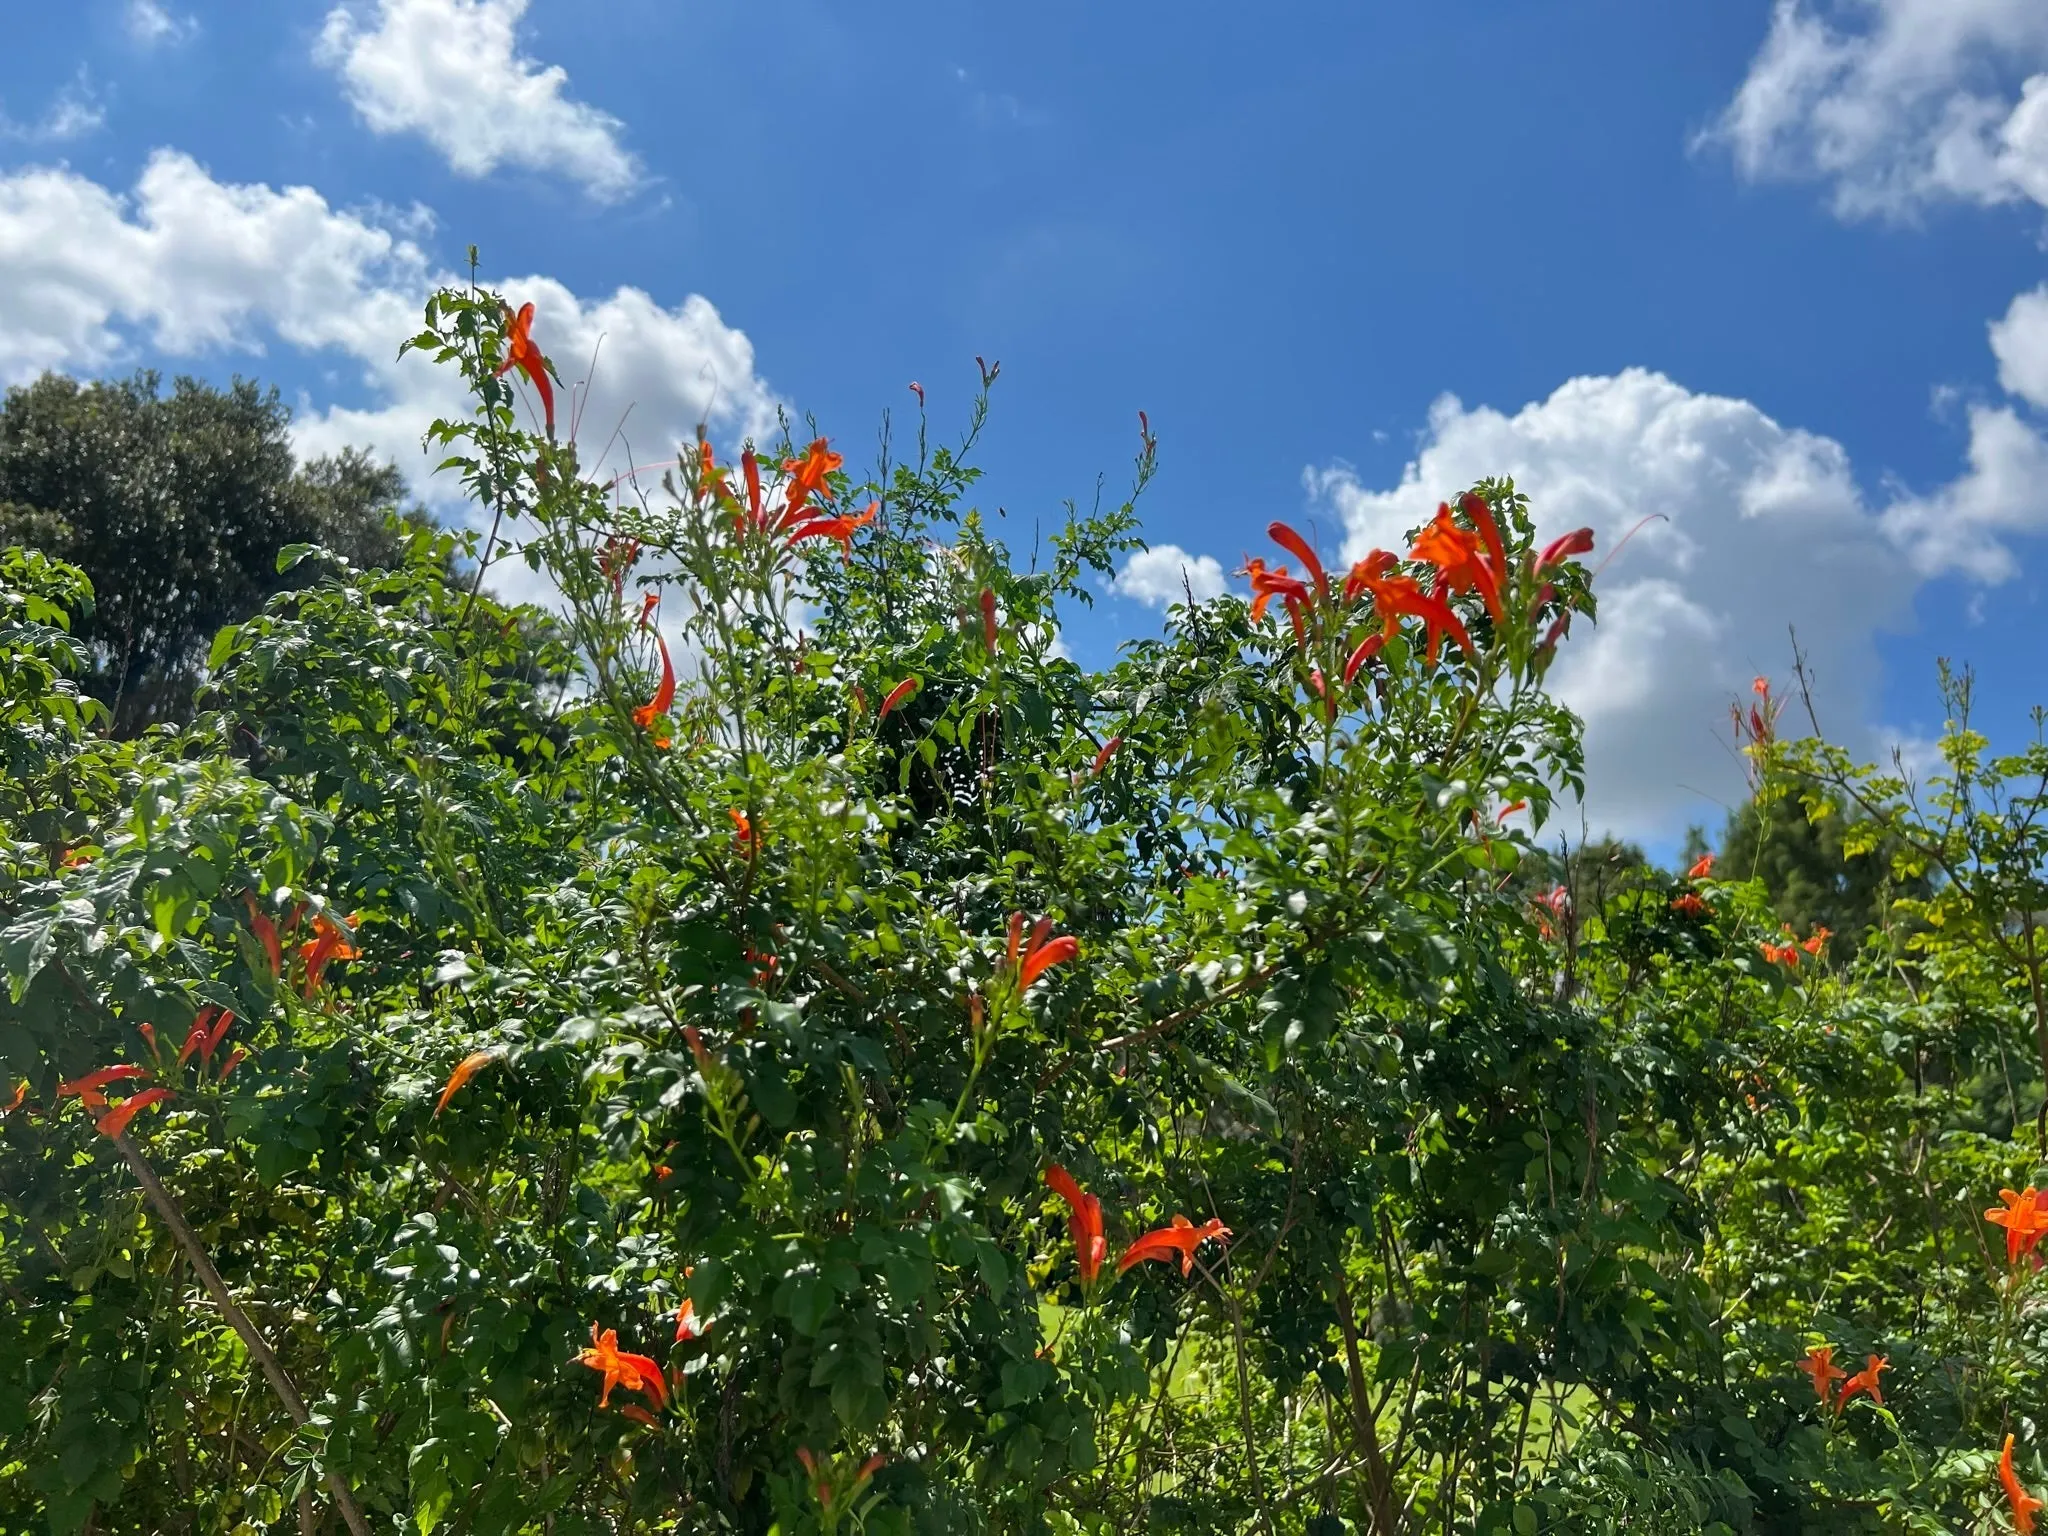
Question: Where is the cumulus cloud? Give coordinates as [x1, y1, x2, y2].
[2, 74, 106, 145]
[1113, 544, 1230, 608]
[316, 0, 639, 199]
[1708, 0, 2048, 218]
[0, 150, 777, 515]
[1991, 285, 2048, 410]
[1308, 370, 1918, 841]
[125, 0, 198, 47]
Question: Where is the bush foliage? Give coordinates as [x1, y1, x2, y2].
[4, 289, 2048, 1534]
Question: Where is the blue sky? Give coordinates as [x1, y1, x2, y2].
[4, 0, 2048, 848]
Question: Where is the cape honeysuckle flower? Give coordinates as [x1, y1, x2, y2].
[2004, 1436, 2044, 1535]
[1090, 736, 1122, 776]
[1006, 913, 1079, 990]
[60, 1063, 151, 1112]
[218, 1049, 248, 1080]
[495, 302, 555, 436]
[1801, 927, 1832, 956]
[59, 846, 92, 869]
[576, 1323, 667, 1410]
[1671, 893, 1707, 918]
[1835, 1354, 1887, 1409]
[178, 1007, 235, 1070]
[980, 587, 999, 651]
[1043, 1165, 1106, 1286]
[1532, 884, 1571, 941]
[242, 892, 283, 977]
[1343, 551, 1473, 665]
[435, 1050, 501, 1116]
[1267, 521, 1330, 602]
[633, 633, 677, 748]
[1408, 501, 1506, 626]
[1758, 940, 1802, 967]
[1535, 526, 1596, 572]
[1796, 1344, 1848, 1403]
[673, 1265, 703, 1340]
[1242, 558, 1311, 628]
[2, 1080, 26, 1116]
[1686, 853, 1716, 879]
[1342, 631, 1386, 685]
[877, 677, 920, 720]
[1118, 1214, 1232, 1277]
[1735, 676, 1779, 748]
[783, 438, 844, 510]
[598, 535, 642, 600]
[300, 914, 361, 998]
[137, 1022, 158, 1056]
[1986, 1187, 2048, 1266]
[909, 380, 924, 407]
[96, 1086, 172, 1140]
[783, 501, 878, 559]
[729, 808, 755, 855]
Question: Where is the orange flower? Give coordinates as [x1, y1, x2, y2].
[782, 438, 844, 507]
[1044, 1165, 1106, 1286]
[1686, 852, 1716, 879]
[784, 501, 877, 559]
[2, 1080, 26, 1116]
[96, 1086, 172, 1139]
[1408, 502, 1505, 625]
[1801, 926, 1832, 956]
[1267, 521, 1330, 601]
[299, 913, 360, 998]
[1535, 526, 1595, 571]
[1007, 913, 1078, 989]
[1345, 551, 1474, 664]
[59, 1064, 150, 1112]
[1118, 1214, 1232, 1277]
[494, 302, 555, 436]
[1343, 632, 1386, 684]
[1671, 893, 1707, 918]
[1796, 1344, 1848, 1403]
[576, 1322, 666, 1409]
[179, 1007, 235, 1069]
[674, 1298, 698, 1342]
[2004, 1436, 2043, 1535]
[1758, 940, 1801, 968]
[739, 448, 766, 531]
[1089, 737, 1122, 775]
[218, 1048, 248, 1080]
[1987, 1187, 2048, 1266]
[729, 807, 755, 854]
[878, 677, 920, 720]
[632, 632, 677, 744]
[618, 1405, 658, 1427]
[1835, 1354, 1887, 1410]
[980, 587, 999, 651]
[435, 1050, 500, 1116]
[243, 892, 283, 977]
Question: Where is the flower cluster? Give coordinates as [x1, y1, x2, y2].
[1042, 1164, 1232, 1290]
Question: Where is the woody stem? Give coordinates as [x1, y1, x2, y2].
[112, 1133, 371, 1536]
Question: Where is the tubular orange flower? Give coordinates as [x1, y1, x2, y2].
[1408, 503, 1504, 625]
[1342, 632, 1386, 685]
[1987, 1187, 2048, 1266]
[299, 914, 360, 998]
[740, 448, 765, 531]
[1759, 940, 1801, 967]
[96, 1087, 173, 1140]
[980, 587, 999, 651]
[633, 633, 677, 739]
[729, 807, 755, 854]
[494, 302, 555, 436]
[1044, 1165, 1106, 1286]
[2004, 1435, 2043, 1535]
[1535, 526, 1596, 571]
[60, 1064, 150, 1111]
[1459, 492, 1509, 590]
[783, 438, 844, 507]
[435, 1050, 500, 1116]
[909, 381, 924, 407]
[1687, 853, 1716, 879]
[1801, 926, 1832, 956]
[2, 1080, 25, 1115]
[218, 1048, 248, 1080]
[577, 1323, 667, 1409]
[1118, 1214, 1232, 1277]
[1090, 737, 1122, 775]
[1796, 1345, 1848, 1403]
[243, 892, 283, 977]
[878, 677, 920, 719]
[784, 501, 877, 559]
[1342, 549, 1396, 606]
[1671, 893, 1707, 917]
[1835, 1354, 1887, 1409]
[1008, 913, 1078, 989]
[1266, 522, 1329, 600]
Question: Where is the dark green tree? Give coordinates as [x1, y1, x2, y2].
[0, 371, 434, 734]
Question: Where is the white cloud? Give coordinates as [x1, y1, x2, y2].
[316, 0, 639, 199]
[1991, 284, 2048, 410]
[1708, 0, 2048, 218]
[125, 0, 198, 47]
[1113, 543, 1230, 608]
[0, 150, 777, 516]
[1308, 370, 1919, 842]
[1, 74, 105, 145]
[1878, 402, 2048, 581]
